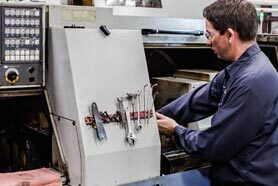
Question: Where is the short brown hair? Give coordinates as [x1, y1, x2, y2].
[203, 0, 258, 41]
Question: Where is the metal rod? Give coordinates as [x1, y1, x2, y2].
[250, 0, 278, 5]
[147, 84, 157, 124]
[256, 7, 278, 13]
[44, 90, 68, 169]
[142, 29, 204, 36]
[143, 84, 148, 124]
[149, 92, 159, 113]
[136, 90, 142, 131]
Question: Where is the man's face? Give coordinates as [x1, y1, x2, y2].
[205, 19, 230, 60]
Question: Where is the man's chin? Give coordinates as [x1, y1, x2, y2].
[212, 50, 223, 59]
[217, 54, 223, 60]
[213, 51, 219, 57]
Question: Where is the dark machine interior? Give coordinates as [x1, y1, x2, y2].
[145, 47, 230, 78]
[145, 46, 277, 79]
[144, 43, 278, 174]
[0, 95, 52, 173]
[260, 45, 278, 70]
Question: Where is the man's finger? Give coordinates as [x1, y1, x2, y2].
[156, 112, 167, 119]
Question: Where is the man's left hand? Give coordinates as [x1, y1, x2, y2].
[156, 112, 178, 135]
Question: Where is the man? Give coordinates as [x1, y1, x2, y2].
[157, 0, 278, 185]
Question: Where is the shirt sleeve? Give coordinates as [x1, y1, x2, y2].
[173, 81, 264, 162]
[158, 72, 222, 124]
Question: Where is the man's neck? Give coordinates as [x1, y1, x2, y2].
[232, 40, 255, 62]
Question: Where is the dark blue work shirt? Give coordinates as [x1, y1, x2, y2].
[159, 43, 278, 186]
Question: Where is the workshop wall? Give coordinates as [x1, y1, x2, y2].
[94, 0, 214, 19]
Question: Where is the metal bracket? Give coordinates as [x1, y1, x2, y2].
[50, 112, 76, 126]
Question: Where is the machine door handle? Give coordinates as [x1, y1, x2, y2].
[141, 29, 204, 36]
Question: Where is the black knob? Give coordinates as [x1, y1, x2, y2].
[29, 77, 35, 82]
[28, 67, 35, 74]
[7, 71, 18, 82]
[99, 25, 110, 36]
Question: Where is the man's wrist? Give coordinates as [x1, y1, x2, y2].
[174, 124, 186, 134]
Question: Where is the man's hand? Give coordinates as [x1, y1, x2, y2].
[156, 112, 178, 135]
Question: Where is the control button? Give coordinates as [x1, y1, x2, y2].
[15, 19, 20, 25]
[15, 10, 20, 17]
[30, 28, 35, 35]
[20, 55, 25, 61]
[20, 50, 25, 56]
[5, 56, 10, 61]
[21, 38, 25, 45]
[10, 9, 15, 16]
[10, 19, 15, 26]
[20, 10, 25, 16]
[21, 28, 25, 35]
[5, 28, 10, 35]
[28, 67, 35, 74]
[25, 19, 30, 25]
[29, 77, 35, 82]
[30, 19, 35, 26]
[5, 50, 10, 56]
[15, 29, 20, 35]
[5, 39, 10, 46]
[7, 71, 17, 81]
[10, 28, 15, 35]
[25, 28, 30, 35]
[25, 10, 30, 16]
[15, 50, 20, 56]
[5, 18, 10, 25]
[30, 11, 34, 17]
[5, 9, 10, 16]
[15, 39, 20, 45]
[35, 19, 40, 26]
[35, 49, 40, 55]
[35, 39, 40, 45]
[20, 19, 25, 26]
[5, 68, 20, 84]
[35, 10, 40, 17]
[35, 29, 40, 35]
[25, 50, 30, 55]
[10, 39, 15, 45]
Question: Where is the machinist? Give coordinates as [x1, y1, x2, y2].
[157, 0, 278, 185]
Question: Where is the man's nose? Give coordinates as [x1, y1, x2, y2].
[207, 39, 212, 46]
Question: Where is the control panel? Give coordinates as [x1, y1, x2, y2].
[0, 3, 44, 89]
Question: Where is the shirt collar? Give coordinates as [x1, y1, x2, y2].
[225, 43, 261, 80]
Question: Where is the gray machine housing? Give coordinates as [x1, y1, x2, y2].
[47, 28, 161, 186]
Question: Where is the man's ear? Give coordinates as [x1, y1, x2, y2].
[226, 28, 235, 43]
